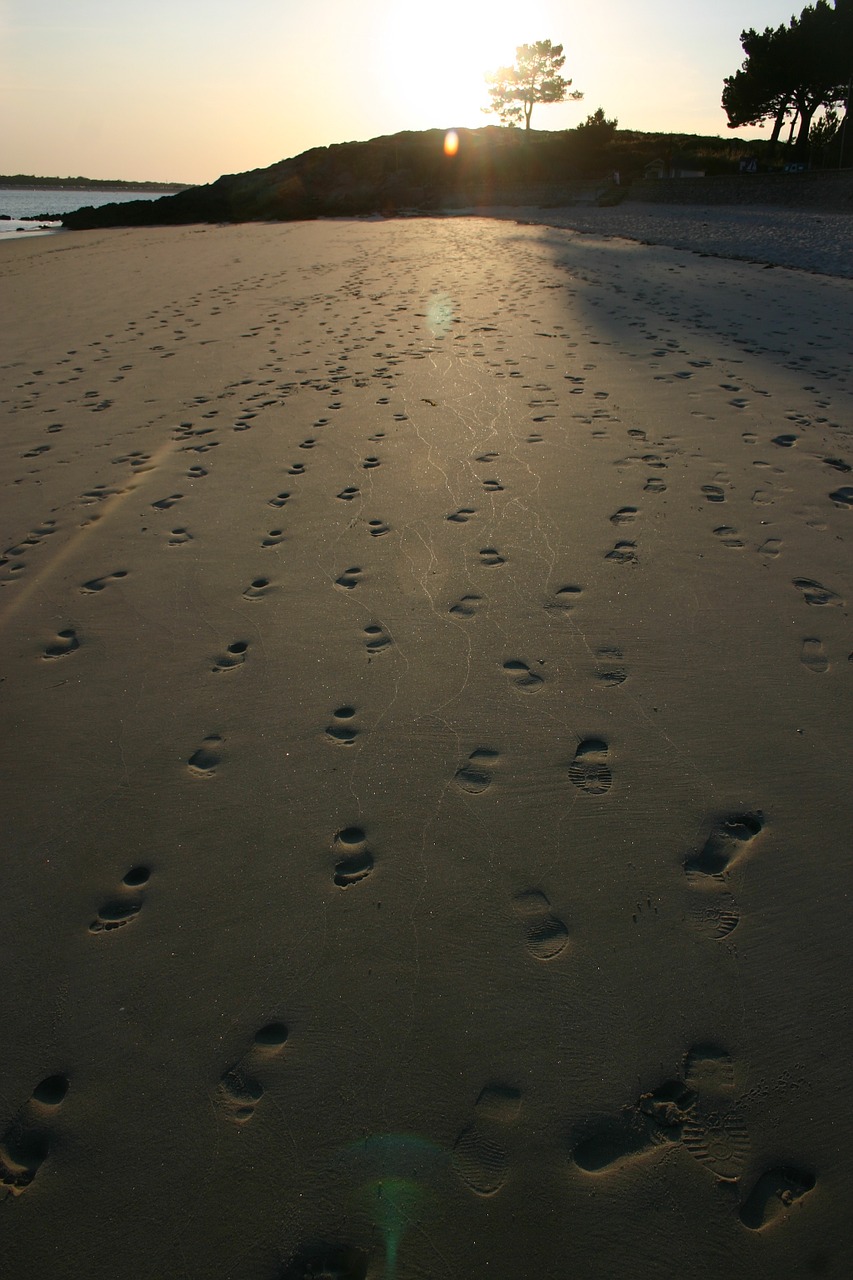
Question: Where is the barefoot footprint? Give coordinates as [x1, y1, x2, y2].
[217, 1023, 289, 1124]
[0, 1075, 70, 1194]
[739, 1167, 816, 1230]
[89, 865, 151, 933]
[43, 628, 79, 659]
[684, 813, 763, 877]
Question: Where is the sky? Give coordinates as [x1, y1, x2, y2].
[1, 0, 813, 184]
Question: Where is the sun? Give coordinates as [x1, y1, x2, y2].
[380, 0, 546, 128]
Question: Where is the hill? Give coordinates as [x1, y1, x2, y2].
[58, 126, 799, 230]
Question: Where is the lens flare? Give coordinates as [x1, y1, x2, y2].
[426, 293, 454, 337]
[443, 129, 459, 157]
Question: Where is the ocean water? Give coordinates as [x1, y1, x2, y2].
[0, 187, 180, 240]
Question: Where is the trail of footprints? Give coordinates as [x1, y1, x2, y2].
[13, 247, 837, 1241]
[569, 1042, 815, 1230]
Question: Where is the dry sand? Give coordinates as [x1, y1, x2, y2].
[1, 216, 852, 1279]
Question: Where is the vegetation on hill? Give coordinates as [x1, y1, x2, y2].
[62, 122, 828, 230]
[723, 0, 852, 157]
[0, 175, 190, 191]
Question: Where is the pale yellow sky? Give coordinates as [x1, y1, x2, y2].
[1, 0, 800, 183]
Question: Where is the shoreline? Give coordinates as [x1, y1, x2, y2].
[5, 197, 850, 278]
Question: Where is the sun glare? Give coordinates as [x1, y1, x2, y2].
[381, 0, 546, 128]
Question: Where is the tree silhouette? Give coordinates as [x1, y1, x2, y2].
[485, 40, 583, 130]
[722, 0, 852, 156]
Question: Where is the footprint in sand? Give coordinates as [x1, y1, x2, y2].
[216, 1022, 289, 1124]
[479, 547, 506, 568]
[168, 527, 192, 546]
[683, 816, 755, 939]
[793, 577, 842, 607]
[0, 1075, 70, 1195]
[713, 526, 745, 549]
[80, 569, 128, 593]
[449, 593, 482, 619]
[212, 641, 248, 672]
[447, 508, 476, 523]
[547, 585, 583, 611]
[337, 485, 360, 501]
[363, 623, 392, 654]
[702, 485, 726, 503]
[800, 638, 829, 673]
[606, 540, 637, 564]
[368, 519, 389, 537]
[187, 733, 223, 777]
[42, 628, 80, 659]
[568, 740, 612, 794]
[332, 826, 374, 887]
[452, 1086, 521, 1196]
[610, 507, 637, 526]
[89, 865, 151, 933]
[595, 647, 627, 686]
[325, 705, 359, 746]
[738, 1167, 816, 1230]
[644, 477, 667, 493]
[512, 890, 569, 960]
[336, 566, 362, 590]
[684, 812, 763, 878]
[502, 659, 544, 693]
[572, 1043, 748, 1184]
[267, 491, 290, 508]
[454, 748, 500, 794]
[242, 577, 271, 600]
[262, 529, 284, 547]
[151, 494, 183, 511]
[680, 1046, 750, 1183]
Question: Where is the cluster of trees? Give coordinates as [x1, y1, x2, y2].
[485, 9, 851, 168]
[722, 0, 852, 157]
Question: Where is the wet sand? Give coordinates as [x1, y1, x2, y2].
[1, 217, 852, 1279]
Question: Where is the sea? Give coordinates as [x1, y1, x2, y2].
[0, 187, 180, 241]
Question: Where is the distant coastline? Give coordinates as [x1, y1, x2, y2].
[0, 174, 192, 192]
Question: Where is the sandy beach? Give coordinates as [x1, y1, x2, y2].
[1, 213, 852, 1279]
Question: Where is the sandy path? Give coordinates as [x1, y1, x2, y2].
[1, 219, 852, 1279]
